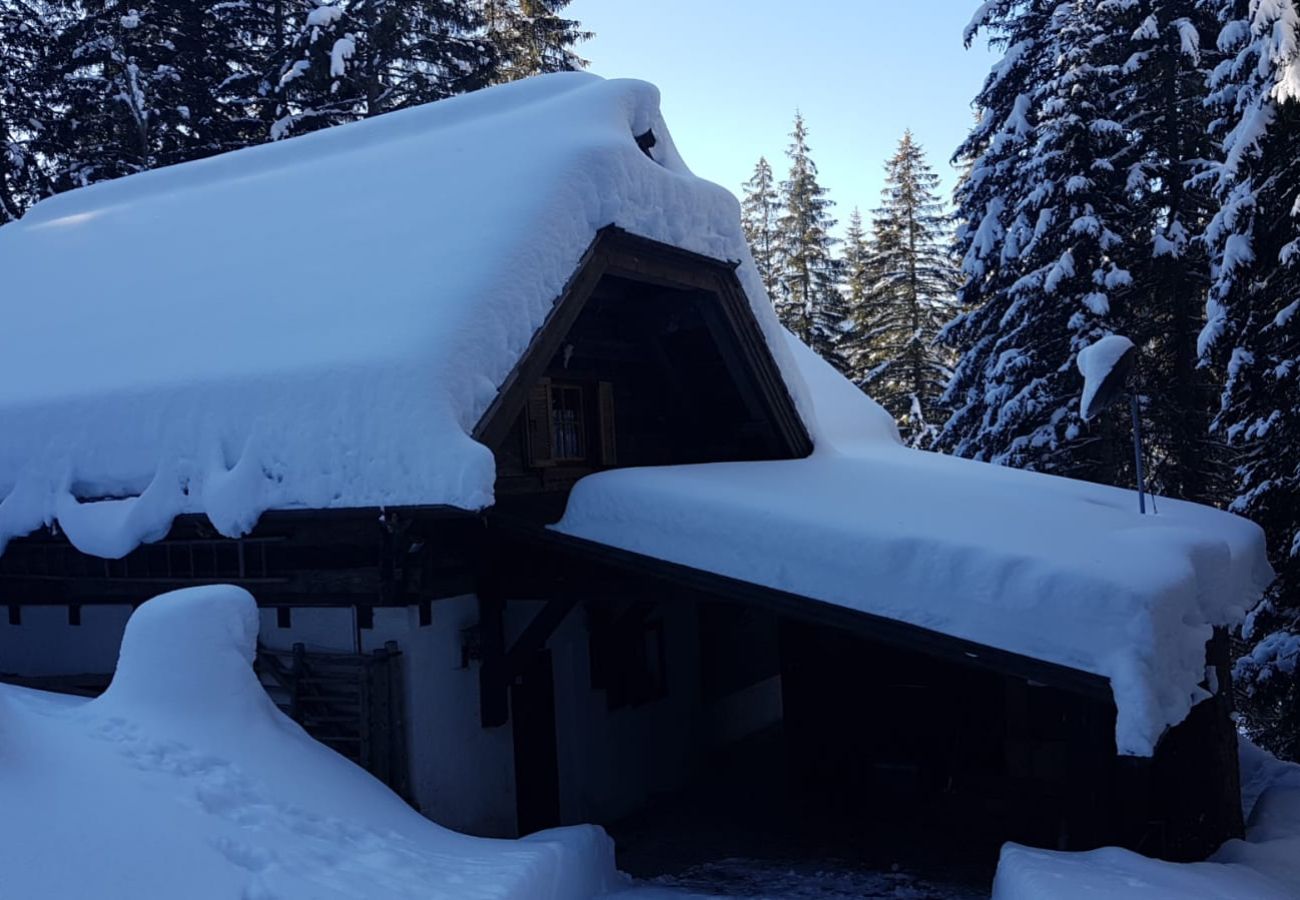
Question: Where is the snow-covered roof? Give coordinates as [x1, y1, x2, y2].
[555, 336, 1275, 756]
[0, 70, 1275, 756]
[0, 73, 807, 557]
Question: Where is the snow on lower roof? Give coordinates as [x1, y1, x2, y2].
[0, 73, 809, 557]
[554, 336, 1275, 756]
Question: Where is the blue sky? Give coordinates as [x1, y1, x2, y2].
[565, 1, 996, 230]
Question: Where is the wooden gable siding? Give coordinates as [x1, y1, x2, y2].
[473, 226, 812, 462]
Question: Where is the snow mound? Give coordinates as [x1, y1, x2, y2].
[0, 72, 811, 560]
[992, 742, 1300, 898]
[96, 586, 262, 724]
[556, 336, 1273, 756]
[0, 587, 622, 900]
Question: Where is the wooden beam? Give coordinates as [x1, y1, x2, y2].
[503, 595, 579, 677]
[478, 591, 509, 728]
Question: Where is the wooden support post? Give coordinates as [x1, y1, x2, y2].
[290, 642, 305, 722]
[476, 522, 512, 729]
[369, 646, 391, 786]
[478, 592, 509, 728]
[383, 640, 411, 802]
[1145, 627, 1244, 861]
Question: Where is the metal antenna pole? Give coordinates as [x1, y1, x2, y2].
[1130, 393, 1147, 515]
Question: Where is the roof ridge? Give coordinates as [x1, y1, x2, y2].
[17, 72, 607, 231]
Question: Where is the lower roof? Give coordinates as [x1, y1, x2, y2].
[552, 337, 1274, 758]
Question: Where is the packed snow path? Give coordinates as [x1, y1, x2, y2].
[608, 858, 986, 899]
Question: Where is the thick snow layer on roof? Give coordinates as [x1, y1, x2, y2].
[0, 586, 623, 899]
[554, 334, 1274, 756]
[992, 740, 1300, 898]
[0, 73, 808, 557]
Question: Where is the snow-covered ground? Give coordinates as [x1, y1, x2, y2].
[0, 585, 621, 900]
[3, 584, 1299, 898]
[610, 858, 984, 899]
[992, 739, 1300, 899]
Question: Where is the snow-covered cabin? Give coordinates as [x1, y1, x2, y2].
[0, 74, 1273, 865]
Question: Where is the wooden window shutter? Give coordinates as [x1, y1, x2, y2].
[598, 380, 617, 466]
[525, 378, 555, 467]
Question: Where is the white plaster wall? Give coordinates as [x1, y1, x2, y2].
[707, 673, 784, 747]
[258, 599, 519, 837]
[374, 599, 518, 838]
[257, 606, 359, 654]
[0, 605, 132, 676]
[548, 598, 705, 827]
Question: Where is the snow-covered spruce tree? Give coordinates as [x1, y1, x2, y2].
[740, 155, 782, 300]
[1199, 0, 1300, 760]
[0, 0, 53, 222]
[8, 2, 294, 199]
[206, 0, 308, 147]
[44, 1, 217, 189]
[860, 131, 960, 448]
[940, 1, 1132, 481]
[274, 0, 492, 139]
[777, 112, 847, 369]
[478, 0, 588, 83]
[1118, 0, 1226, 504]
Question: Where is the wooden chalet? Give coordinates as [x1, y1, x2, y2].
[0, 74, 1269, 871]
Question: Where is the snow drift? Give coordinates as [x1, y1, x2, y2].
[555, 334, 1274, 756]
[0, 586, 622, 900]
[992, 740, 1300, 898]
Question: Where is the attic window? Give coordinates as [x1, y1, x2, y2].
[635, 129, 657, 160]
[524, 378, 617, 468]
[551, 384, 586, 461]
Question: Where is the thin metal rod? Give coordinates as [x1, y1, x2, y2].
[1130, 393, 1147, 515]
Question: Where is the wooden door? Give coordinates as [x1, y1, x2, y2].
[511, 649, 562, 835]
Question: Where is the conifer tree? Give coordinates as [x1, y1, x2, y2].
[862, 132, 959, 448]
[35, 1, 273, 189]
[839, 208, 876, 379]
[777, 112, 845, 367]
[45, 2, 211, 187]
[479, 0, 588, 83]
[0, 0, 52, 222]
[941, 1, 1131, 479]
[740, 156, 782, 299]
[1199, 0, 1300, 760]
[209, 0, 304, 145]
[273, 0, 492, 139]
[1118, 0, 1225, 503]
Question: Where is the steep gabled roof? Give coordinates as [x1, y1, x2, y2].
[0, 74, 810, 556]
